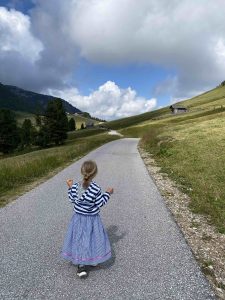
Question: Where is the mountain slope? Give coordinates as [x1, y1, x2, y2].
[0, 82, 81, 114]
[106, 84, 225, 130]
[176, 84, 225, 110]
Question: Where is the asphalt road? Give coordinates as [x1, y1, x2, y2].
[0, 138, 216, 300]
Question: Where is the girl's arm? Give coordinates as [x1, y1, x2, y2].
[67, 183, 78, 203]
[95, 187, 113, 208]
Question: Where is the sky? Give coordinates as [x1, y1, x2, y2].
[0, 0, 225, 120]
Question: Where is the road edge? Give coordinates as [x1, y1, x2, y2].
[138, 144, 224, 300]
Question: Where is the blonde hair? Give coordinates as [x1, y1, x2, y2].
[81, 160, 98, 188]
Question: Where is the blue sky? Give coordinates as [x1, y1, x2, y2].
[0, 0, 225, 119]
[0, 0, 34, 13]
[73, 59, 173, 98]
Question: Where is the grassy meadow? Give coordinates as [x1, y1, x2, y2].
[114, 85, 225, 233]
[140, 110, 225, 233]
[0, 132, 120, 207]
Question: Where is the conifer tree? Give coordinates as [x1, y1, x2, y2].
[0, 109, 20, 153]
[35, 114, 42, 127]
[35, 126, 50, 148]
[20, 119, 36, 148]
[68, 118, 76, 131]
[43, 99, 68, 145]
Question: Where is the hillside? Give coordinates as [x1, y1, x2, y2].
[66, 113, 100, 129]
[0, 82, 81, 115]
[106, 84, 225, 130]
[107, 84, 225, 234]
[14, 111, 100, 130]
[177, 85, 225, 110]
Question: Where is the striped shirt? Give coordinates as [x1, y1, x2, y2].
[68, 181, 111, 215]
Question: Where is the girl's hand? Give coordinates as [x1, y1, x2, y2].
[66, 179, 73, 188]
[106, 187, 114, 194]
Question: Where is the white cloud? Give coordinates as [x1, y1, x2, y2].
[69, 0, 225, 97]
[0, 7, 42, 61]
[47, 81, 157, 120]
[0, 6, 64, 91]
[1, 1, 225, 103]
[0, 5, 77, 91]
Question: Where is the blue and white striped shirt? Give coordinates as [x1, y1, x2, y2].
[68, 181, 111, 215]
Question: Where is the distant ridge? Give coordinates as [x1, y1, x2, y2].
[0, 82, 82, 114]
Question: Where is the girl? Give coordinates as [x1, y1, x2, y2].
[61, 160, 113, 278]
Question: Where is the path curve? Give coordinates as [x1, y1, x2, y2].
[0, 138, 215, 299]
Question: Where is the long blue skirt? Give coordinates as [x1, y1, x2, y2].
[61, 213, 111, 265]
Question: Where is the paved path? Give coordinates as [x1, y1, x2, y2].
[0, 139, 216, 300]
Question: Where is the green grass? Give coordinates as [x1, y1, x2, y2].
[67, 128, 107, 139]
[0, 133, 120, 207]
[177, 85, 225, 110]
[137, 110, 225, 233]
[106, 107, 168, 130]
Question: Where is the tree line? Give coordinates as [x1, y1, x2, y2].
[0, 98, 77, 154]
